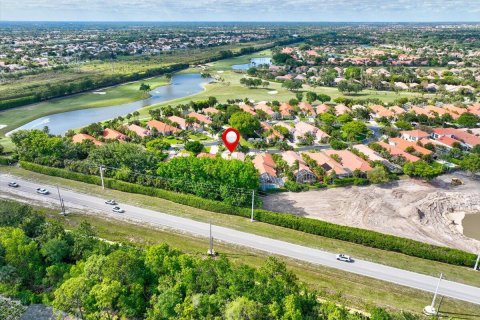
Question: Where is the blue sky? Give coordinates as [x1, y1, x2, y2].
[1, 0, 479, 22]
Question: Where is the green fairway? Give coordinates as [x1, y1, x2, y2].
[0, 76, 169, 136]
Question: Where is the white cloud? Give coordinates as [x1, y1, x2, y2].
[1, 0, 479, 21]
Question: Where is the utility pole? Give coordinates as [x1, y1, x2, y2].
[423, 273, 443, 316]
[207, 221, 215, 256]
[250, 190, 255, 222]
[99, 165, 105, 190]
[474, 253, 480, 271]
[56, 185, 66, 215]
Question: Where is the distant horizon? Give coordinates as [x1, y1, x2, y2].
[2, 0, 480, 23]
[1, 20, 479, 24]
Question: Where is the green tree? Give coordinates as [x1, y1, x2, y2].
[367, 166, 389, 184]
[229, 112, 261, 138]
[139, 83, 151, 92]
[457, 112, 479, 128]
[342, 121, 368, 141]
[184, 141, 204, 155]
[305, 92, 317, 103]
[41, 238, 70, 264]
[54, 276, 89, 319]
[225, 297, 263, 320]
[403, 161, 443, 180]
[461, 153, 480, 173]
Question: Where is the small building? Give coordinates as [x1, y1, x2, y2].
[127, 124, 151, 138]
[147, 120, 180, 136]
[72, 133, 103, 146]
[324, 149, 373, 173]
[103, 128, 127, 141]
[400, 130, 430, 142]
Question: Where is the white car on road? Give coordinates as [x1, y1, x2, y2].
[36, 188, 49, 195]
[336, 254, 353, 263]
[8, 182, 19, 188]
[112, 206, 125, 213]
[105, 199, 117, 205]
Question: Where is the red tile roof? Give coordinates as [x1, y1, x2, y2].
[72, 133, 103, 146]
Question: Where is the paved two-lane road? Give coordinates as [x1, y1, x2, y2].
[1, 173, 480, 305]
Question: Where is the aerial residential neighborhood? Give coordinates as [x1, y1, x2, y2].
[1, 3, 480, 320]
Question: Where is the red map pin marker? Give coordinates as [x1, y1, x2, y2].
[222, 127, 240, 153]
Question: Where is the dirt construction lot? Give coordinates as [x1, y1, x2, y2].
[263, 172, 480, 252]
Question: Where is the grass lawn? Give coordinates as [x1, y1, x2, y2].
[23, 203, 478, 317]
[0, 76, 169, 137]
[2, 165, 480, 291]
[188, 132, 213, 142]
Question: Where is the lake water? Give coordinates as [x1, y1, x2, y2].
[232, 57, 272, 70]
[463, 213, 480, 241]
[8, 73, 210, 135]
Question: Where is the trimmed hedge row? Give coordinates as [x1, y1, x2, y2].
[20, 161, 477, 267]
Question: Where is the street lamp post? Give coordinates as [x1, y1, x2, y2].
[207, 222, 216, 256]
[423, 273, 443, 316]
[99, 165, 106, 190]
[250, 190, 255, 222]
[474, 253, 480, 271]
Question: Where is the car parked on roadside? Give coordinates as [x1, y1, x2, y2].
[336, 254, 353, 263]
[112, 206, 125, 213]
[36, 187, 49, 195]
[8, 182, 19, 188]
[105, 199, 117, 205]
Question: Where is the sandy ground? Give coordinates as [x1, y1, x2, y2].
[263, 172, 480, 252]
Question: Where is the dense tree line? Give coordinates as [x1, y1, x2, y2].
[0, 200, 418, 320]
[11, 130, 257, 206]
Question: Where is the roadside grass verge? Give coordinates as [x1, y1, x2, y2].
[2, 164, 480, 289]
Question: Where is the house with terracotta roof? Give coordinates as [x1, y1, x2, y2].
[352, 144, 385, 162]
[202, 107, 220, 115]
[261, 122, 283, 143]
[432, 128, 480, 149]
[281, 151, 316, 183]
[390, 106, 406, 115]
[239, 103, 256, 115]
[307, 151, 348, 176]
[298, 102, 316, 115]
[127, 124, 151, 138]
[168, 115, 188, 130]
[316, 104, 330, 115]
[334, 104, 350, 115]
[279, 102, 294, 119]
[324, 149, 373, 173]
[188, 112, 212, 125]
[72, 133, 103, 146]
[389, 138, 433, 156]
[400, 130, 430, 142]
[410, 106, 432, 118]
[370, 105, 394, 119]
[253, 153, 278, 189]
[378, 141, 420, 162]
[103, 128, 127, 141]
[255, 101, 277, 118]
[147, 120, 180, 135]
[294, 121, 330, 143]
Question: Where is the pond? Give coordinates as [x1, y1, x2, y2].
[8, 73, 210, 135]
[463, 213, 480, 241]
[232, 57, 272, 70]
